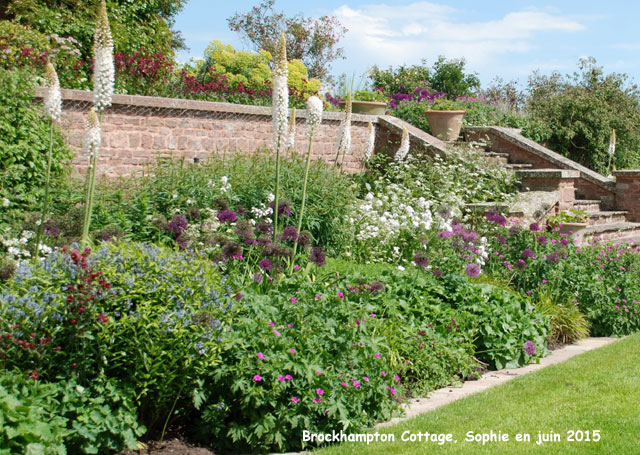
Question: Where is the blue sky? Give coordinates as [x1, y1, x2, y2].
[174, 1, 640, 88]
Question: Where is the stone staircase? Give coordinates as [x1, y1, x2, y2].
[462, 130, 640, 246]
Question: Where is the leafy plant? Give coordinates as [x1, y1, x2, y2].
[536, 293, 590, 345]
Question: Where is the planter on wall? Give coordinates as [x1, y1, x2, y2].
[339, 100, 387, 115]
[424, 110, 466, 141]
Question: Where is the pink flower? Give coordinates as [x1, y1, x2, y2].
[394, 375, 400, 381]
[291, 396, 299, 403]
[381, 371, 387, 377]
[355, 320, 361, 326]
[274, 330, 281, 336]
[316, 388, 324, 395]
[254, 375, 262, 382]
[289, 348, 296, 354]
[278, 376, 285, 381]
[315, 295, 322, 299]
[375, 353, 381, 359]
[294, 265, 301, 270]
[291, 297, 297, 304]
[313, 398, 322, 403]
[269, 321, 275, 327]
[390, 388, 396, 395]
[371, 313, 376, 318]
[341, 382, 348, 387]
[316, 370, 322, 375]
[362, 376, 369, 382]
[337, 291, 344, 299]
[257, 352, 266, 360]
[353, 380, 361, 388]
[285, 374, 293, 380]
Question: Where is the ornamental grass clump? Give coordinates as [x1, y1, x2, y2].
[34, 61, 62, 262]
[271, 31, 289, 241]
[81, 0, 114, 246]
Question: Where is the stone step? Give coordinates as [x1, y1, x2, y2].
[573, 199, 602, 212]
[578, 221, 640, 244]
[504, 163, 533, 170]
[586, 211, 628, 226]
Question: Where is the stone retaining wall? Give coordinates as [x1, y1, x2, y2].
[35, 89, 383, 178]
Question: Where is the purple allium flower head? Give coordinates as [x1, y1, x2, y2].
[433, 269, 444, 277]
[297, 231, 312, 249]
[437, 230, 454, 238]
[309, 246, 326, 267]
[538, 235, 547, 244]
[497, 236, 506, 243]
[463, 231, 478, 242]
[256, 220, 273, 236]
[522, 248, 535, 259]
[217, 209, 237, 223]
[369, 281, 385, 294]
[465, 263, 481, 278]
[270, 200, 292, 217]
[168, 214, 188, 235]
[281, 225, 298, 242]
[508, 226, 521, 236]
[222, 242, 242, 260]
[187, 207, 201, 221]
[43, 220, 60, 237]
[529, 222, 540, 232]
[413, 251, 429, 268]
[524, 340, 537, 356]
[258, 258, 273, 271]
[547, 252, 560, 263]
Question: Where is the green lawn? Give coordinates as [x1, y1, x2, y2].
[313, 334, 640, 455]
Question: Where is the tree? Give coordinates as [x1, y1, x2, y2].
[524, 57, 640, 174]
[3, 0, 187, 64]
[227, 0, 347, 81]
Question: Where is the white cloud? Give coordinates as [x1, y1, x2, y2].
[334, 2, 585, 70]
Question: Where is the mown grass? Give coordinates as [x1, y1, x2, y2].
[313, 334, 640, 455]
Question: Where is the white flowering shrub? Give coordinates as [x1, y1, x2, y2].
[346, 183, 433, 263]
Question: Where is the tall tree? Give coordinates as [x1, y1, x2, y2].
[227, 0, 347, 81]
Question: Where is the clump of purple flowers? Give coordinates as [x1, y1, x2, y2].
[521, 248, 535, 259]
[413, 251, 429, 268]
[258, 258, 273, 271]
[485, 211, 507, 226]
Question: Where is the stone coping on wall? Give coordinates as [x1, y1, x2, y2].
[377, 115, 449, 155]
[464, 126, 615, 192]
[612, 170, 640, 177]
[34, 88, 382, 124]
[515, 169, 581, 179]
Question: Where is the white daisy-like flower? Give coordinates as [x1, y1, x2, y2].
[92, 0, 114, 111]
[395, 126, 410, 162]
[43, 62, 62, 121]
[306, 96, 323, 136]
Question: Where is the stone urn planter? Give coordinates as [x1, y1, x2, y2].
[339, 100, 387, 115]
[424, 110, 466, 141]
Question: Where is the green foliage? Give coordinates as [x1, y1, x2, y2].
[370, 57, 480, 98]
[0, 68, 72, 225]
[0, 242, 234, 431]
[536, 293, 590, 345]
[227, 0, 347, 80]
[0, 370, 143, 454]
[522, 57, 640, 174]
[5, 0, 185, 82]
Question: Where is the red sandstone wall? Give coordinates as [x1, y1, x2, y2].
[42, 90, 376, 178]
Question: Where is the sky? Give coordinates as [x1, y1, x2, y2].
[173, 0, 640, 89]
